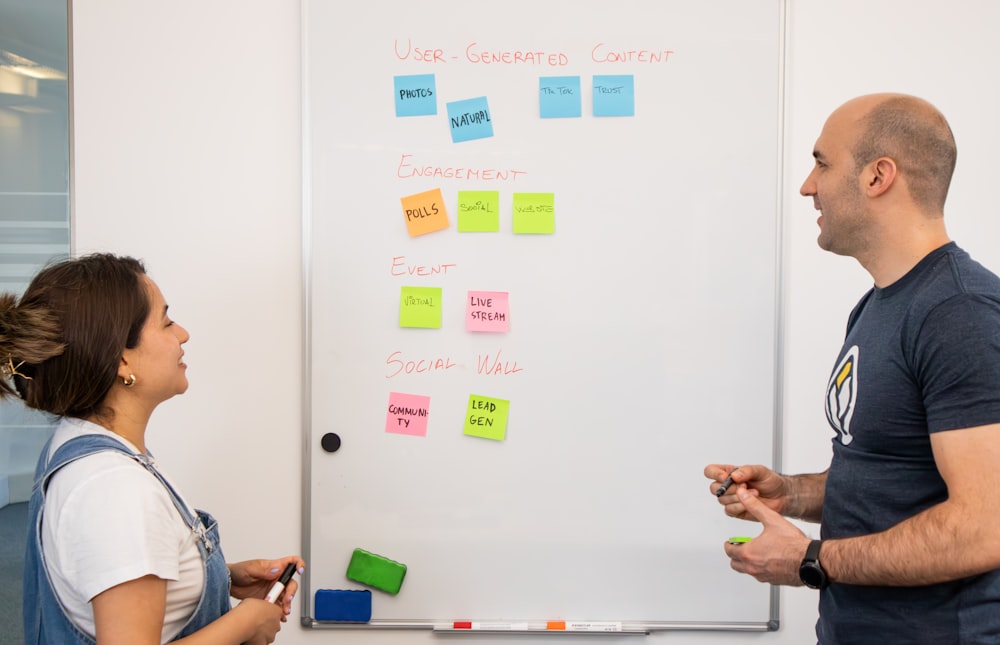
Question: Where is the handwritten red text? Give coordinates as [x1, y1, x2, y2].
[396, 153, 527, 183]
[390, 255, 457, 277]
[592, 44, 675, 63]
[386, 351, 458, 378]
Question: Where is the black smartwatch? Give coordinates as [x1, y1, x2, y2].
[798, 539, 830, 590]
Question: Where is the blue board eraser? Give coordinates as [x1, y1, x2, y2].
[314, 589, 372, 622]
[345, 548, 407, 594]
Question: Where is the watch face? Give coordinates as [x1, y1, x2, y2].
[800, 562, 826, 589]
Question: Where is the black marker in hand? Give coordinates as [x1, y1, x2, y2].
[264, 563, 297, 604]
[715, 471, 736, 497]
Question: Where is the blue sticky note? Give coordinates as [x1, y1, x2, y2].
[593, 75, 635, 117]
[314, 589, 372, 622]
[447, 96, 494, 143]
[539, 76, 581, 118]
[394, 74, 437, 117]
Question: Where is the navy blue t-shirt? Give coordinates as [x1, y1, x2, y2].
[819, 242, 1000, 644]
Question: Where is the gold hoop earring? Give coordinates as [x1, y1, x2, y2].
[123, 374, 136, 387]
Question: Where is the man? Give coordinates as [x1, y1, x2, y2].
[706, 94, 1000, 643]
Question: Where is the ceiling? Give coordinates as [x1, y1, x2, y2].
[0, 0, 68, 72]
[0, 0, 68, 111]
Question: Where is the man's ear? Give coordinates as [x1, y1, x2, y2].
[865, 157, 897, 197]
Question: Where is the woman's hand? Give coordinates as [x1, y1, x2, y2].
[230, 598, 284, 645]
[228, 556, 306, 620]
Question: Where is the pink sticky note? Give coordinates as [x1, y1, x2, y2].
[385, 392, 431, 437]
[466, 290, 509, 333]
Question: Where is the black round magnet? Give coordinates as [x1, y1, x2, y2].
[320, 432, 341, 453]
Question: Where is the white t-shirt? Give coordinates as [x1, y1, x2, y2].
[42, 417, 205, 642]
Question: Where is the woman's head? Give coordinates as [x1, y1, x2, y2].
[0, 253, 149, 418]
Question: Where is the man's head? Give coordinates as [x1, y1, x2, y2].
[800, 94, 956, 259]
[850, 94, 956, 213]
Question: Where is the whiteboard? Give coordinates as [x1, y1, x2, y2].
[302, 0, 784, 632]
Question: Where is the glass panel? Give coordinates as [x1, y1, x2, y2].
[0, 0, 70, 635]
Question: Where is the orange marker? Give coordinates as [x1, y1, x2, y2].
[547, 621, 566, 630]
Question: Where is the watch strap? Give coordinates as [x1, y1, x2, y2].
[800, 539, 830, 590]
[804, 539, 823, 563]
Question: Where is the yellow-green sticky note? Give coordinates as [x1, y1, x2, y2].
[464, 394, 510, 441]
[457, 190, 500, 232]
[512, 192, 555, 234]
[400, 286, 442, 328]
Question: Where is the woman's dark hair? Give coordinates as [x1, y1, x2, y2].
[0, 253, 148, 419]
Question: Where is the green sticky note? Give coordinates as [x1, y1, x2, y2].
[464, 394, 510, 441]
[399, 286, 442, 328]
[728, 536, 752, 544]
[346, 548, 407, 595]
[457, 190, 500, 232]
[512, 192, 555, 234]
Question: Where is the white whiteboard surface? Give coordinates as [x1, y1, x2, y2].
[302, 0, 783, 631]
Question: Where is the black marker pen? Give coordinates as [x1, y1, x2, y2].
[714, 471, 736, 497]
[264, 563, 297, 604]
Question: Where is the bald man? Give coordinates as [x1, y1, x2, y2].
[707, 94, 1000, 644]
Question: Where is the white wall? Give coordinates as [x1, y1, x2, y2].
[69, 1, 1000, 644]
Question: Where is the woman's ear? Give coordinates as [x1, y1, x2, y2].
[117, 355, 132, 383]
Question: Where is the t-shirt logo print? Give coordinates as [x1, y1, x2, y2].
[826, 345, 859, 446]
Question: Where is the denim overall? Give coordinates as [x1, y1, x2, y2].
[23, 434, 231, 644]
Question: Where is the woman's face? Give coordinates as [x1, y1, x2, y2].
[121, 276, 191, 405]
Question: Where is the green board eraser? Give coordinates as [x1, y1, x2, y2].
[346, 548, 407, 594]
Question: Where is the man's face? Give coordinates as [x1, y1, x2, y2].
[799, 106, 871, 258]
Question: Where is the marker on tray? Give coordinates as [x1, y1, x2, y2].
[452, 621, 527, 630]
[547, 621, 623, 632]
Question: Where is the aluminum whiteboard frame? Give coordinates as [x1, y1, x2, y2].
[299, 0, 788, 633]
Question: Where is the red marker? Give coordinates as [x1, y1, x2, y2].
[450, 621, 524, 630]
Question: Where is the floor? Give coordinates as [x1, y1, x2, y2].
[0, 502, 27, 645]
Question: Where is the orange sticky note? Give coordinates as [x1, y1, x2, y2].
[400, 188, 449, 237]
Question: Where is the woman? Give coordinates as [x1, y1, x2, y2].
[0, 253, 304, 644]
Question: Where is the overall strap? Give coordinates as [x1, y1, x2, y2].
[39, 434, 201, 531]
